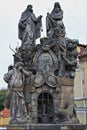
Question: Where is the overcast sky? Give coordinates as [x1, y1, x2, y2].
[0, 0, 87, 89]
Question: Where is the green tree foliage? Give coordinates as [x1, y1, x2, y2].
[0, 89, 7, 111]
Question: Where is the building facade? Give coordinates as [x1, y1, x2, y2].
[74, 44, 87, 124]
[0, 108, 10, 126]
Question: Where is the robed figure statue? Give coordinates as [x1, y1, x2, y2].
[46, 2, 64, 37]
[18, 5, 42, 46]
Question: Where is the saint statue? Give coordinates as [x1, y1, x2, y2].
[46, 2, 64, 37]
[18, 5, 42, 46]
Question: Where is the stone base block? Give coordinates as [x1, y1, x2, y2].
[7, 124, 86, 130]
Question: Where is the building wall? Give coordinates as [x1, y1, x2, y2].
[80, 61, 87, 98]
[0, 109, 10, 126]
[74, 59, 87, 124]
[0, 116, 10, 126]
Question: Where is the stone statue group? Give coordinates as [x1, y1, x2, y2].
[3, 2, 79, 124]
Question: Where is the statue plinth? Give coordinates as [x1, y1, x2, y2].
[7, 124, 86, 130]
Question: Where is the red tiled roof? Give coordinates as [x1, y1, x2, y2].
[1, 108, 10, 118]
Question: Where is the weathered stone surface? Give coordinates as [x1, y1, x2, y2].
[7, 124, 86, 130]
[4, 2, 81, 126]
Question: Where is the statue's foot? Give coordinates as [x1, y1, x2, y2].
[62, 118, 79, 124]
[16, 116, 28, 124]
[9, 119, 18, 124]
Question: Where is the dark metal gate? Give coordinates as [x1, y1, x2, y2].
[38, 92, 53, 123]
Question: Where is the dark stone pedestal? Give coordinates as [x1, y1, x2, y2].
[7, 124, 86, 130]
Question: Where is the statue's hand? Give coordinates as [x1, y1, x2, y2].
[29, 71, 33, 75]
